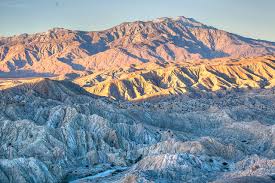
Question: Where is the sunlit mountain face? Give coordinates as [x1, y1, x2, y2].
[0, 16, 274, 77]
[0, 16, 274, 183]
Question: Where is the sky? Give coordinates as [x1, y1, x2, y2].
[0, 0, 275, 41]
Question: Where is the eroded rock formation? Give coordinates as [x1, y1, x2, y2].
[0, 79, 274, 182]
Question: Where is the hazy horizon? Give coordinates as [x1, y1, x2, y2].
[1, 0, 275, 42]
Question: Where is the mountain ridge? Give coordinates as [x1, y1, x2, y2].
[0, 16, 275, 77]
[74, 55, 275, 100]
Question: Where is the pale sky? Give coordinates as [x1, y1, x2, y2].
[1, 0, 275, 41]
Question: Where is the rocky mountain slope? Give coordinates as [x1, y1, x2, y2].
[0, 16, 275, 183]
[74, 56, 275, 100]
[0, 16, 275, 77]
[0, 78, 274, 182]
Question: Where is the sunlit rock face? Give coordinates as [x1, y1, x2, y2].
[75, 56, 275, 101]
[0, 79, 274, 182]
[0, 16, 275, 77]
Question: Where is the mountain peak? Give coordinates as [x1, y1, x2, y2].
[153, 16, 188, 23]
[151, 16, 208, 28]
[152, 16, 188, 22]
[47, 27, 71, 33]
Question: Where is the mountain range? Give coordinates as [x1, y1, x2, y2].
[0, 16, 275, 78]
[0, 16, 275, 183]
